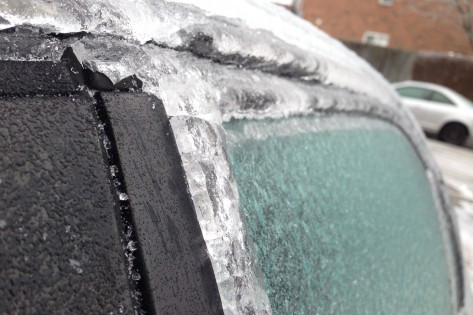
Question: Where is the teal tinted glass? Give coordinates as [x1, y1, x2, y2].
[430, 92, 454, 105]
[224, 115, 455, 315]
[396, 87, 430, 100]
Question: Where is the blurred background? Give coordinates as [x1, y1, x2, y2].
[272, 0, 472, 100]
[272, 0, 473, 289]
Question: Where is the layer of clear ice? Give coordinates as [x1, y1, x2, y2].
[0, 0, 397, 105]
[0, 0, 468, 313]
[171, 116, 271, 314]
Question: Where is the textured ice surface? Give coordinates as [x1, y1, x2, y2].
[171, 116, 271, 314]
[0, 0, 396, 105]
[0, 0, 467, 313]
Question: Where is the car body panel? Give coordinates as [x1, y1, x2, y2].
[1, 1, 472, 314]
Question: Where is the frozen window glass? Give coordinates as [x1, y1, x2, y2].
[224, 115, 456, 315]
[430, 92, 454, 105]
[396, 87, 430, 100]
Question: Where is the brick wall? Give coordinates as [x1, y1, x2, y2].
[343, 41, 473, 100]
[413, 52, 473, 100]
[344, 41, 417, 82]
[302, 0, 473, 55]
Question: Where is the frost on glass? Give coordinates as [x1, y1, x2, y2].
[224, 115, 457, 315]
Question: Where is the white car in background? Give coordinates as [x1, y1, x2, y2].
[393, 81, 473, 146]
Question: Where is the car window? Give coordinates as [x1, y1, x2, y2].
[224, 115, 457, 315]
[396, 86, 431, 100]
[430, 91, 455, 105]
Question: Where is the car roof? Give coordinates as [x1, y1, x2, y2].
[0, 0, 396, 106]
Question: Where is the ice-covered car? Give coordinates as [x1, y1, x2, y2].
[394, 80, 473, 146]
[1, 1, 471, 314]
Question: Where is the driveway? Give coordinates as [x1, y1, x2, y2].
[427, 140, 473, 290]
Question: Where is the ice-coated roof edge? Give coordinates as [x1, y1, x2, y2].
[0, 0, 398, 106]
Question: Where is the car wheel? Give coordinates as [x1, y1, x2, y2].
[439, 123, 469, 146]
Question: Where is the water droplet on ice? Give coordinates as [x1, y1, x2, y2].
[110, 165, 119, 176]
[127, 240, 137, 252]
[119, 193, 129, 201]
[69, 259, 83, 274]
[131, 270, 141, 281]
[103, 137, 112, 149]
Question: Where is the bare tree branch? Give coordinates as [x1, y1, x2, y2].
[452, 0, 473, 47]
